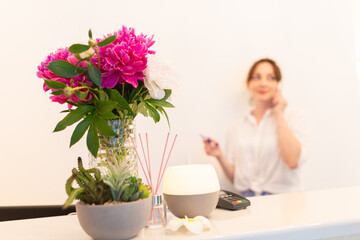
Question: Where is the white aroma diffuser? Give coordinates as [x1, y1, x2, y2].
[162, 164, 220, 218]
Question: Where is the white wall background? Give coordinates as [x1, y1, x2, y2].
[0, 0, 359, 205]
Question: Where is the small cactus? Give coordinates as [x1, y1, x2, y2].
[63, 157, 111, 209]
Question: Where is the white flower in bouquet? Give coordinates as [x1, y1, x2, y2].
[144, 54, 177, 100]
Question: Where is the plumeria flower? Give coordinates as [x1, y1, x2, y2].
[144, 54, 178, 99]
[168, 216, 211, 234]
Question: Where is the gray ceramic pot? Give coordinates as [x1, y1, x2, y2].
[76, 197, 151, 240]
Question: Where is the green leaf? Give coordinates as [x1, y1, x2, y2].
[79, 82, 91, 87]
[87, 61, 102, 87]
[109, 89, 134, 115]
[47, 60, 79, 78]
[161, 89, 172, 101]
[69, 44, 90, 54]
[97, 35, 117, 47]
[60, 110, 70, 113]
[158, 106, 171, 129]
[76, 67, 87, 75]
[65, 101, 78, 107]
[70, 111, 94, 147]
[75, 60, 82, 68]
[84, 72, 90, 81]
[87, 123, 99, 157]
[88, 29, 93, 38]
[44, 80, 66, 89]
[51, 90, 64, 96]
[130, 102, 138, 115]
[98, 112, 118, 119]
[99, 90, 109, 101]
[138, 101, 148, 117]
[144, 102, 160, 123]
[94, 117, 116, 136]
[146, 99, 175, 108]
[75, 91, 88, 100]
[54, 105, 95, 132]
[95, 100, 117, 115]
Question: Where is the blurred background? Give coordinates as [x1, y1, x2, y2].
[1, 0, 360, 205]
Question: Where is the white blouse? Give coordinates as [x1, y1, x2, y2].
[225, 108, 308, 194]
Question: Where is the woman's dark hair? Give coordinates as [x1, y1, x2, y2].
[246, 58, 282, 84]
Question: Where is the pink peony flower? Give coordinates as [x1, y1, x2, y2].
[37, 48, 93, 108]
[91, 26, 155, 88]
[37, 48, 71, 92]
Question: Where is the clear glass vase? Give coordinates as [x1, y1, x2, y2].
[89, 119, 138, 177]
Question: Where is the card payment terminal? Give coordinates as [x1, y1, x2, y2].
[217, 190, 251, 210]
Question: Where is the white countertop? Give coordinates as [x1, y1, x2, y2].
[1, 186, 360, 240]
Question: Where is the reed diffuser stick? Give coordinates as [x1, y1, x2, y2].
[129, 136, 151, 188]
[156, 134, 178, 194]
[155, 133, 170, 194]
[145, 133, 154, 191]
[139, 134, 153, 190]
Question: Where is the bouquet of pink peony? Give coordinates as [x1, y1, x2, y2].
[37, 27, 176, 157]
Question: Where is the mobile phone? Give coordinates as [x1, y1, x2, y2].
[199, 133, 211, 144]
[199, 133, 207, 140]
[200, 134, 218, 146]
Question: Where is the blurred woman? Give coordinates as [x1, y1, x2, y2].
[204, 58, 307, 197]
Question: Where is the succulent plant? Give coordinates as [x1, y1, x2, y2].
[102, 159, 151, 202]
[102, 159, 131, 202]
[63, 157, 111, 209]
[63, 156, 151, 208]
[120, 177, 149, 202]
[139, 182, 151, 199]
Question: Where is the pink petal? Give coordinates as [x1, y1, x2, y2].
[102, 71, 121, 88]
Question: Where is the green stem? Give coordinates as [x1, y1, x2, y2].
[72, 86, 90, 91]
[75, 60, 84, 69]
[130, 85, 144, 102]
[94, 46, 101, 69]
[140, 88, 148, 99]
[89, 89, 99, 100]
[122, 84, 125, 97]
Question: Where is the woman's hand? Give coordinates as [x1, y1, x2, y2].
[272, 91, 287, 117]
[203, 138, 222, 158]
[203, 137, 235, 182]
